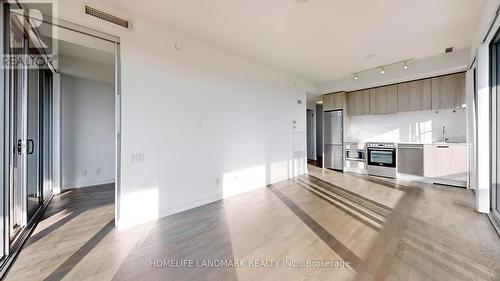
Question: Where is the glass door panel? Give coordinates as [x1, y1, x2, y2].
[9, 15, 26, 243]
[41, 70, 53, 199]
[27, 68, 41, 220]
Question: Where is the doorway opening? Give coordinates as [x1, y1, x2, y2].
[0, 2, 120, 277]
[315, 103, 323, 168]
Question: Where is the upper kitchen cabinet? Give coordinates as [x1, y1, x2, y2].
[397, 79, 432, 112]
[431, 72, 466, 110]
[323, 92, 346, 111]
[369, 85, 398, 114]
[346, 90, 370, 116]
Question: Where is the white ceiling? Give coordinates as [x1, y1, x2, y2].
[100, 0, 488, 83]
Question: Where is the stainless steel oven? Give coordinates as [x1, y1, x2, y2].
[367, 143, 397, 178]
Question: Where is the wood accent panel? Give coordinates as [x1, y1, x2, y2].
[397, 79, 432, 112]
[346, 89, 370, 116]
[431, 72, 466, 110]
[369, 85, 398, 114]
[323, 92, 345, 111]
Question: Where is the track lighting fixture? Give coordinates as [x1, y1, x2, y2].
[351, 59, 413, 81]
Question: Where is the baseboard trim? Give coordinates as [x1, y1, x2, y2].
[115, 172, 305, 230]
[62, 179, 114, 190]
[116, 193, 223, 230]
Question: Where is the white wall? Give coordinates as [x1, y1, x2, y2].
[58, 55, 114, 83]
[346, 109, 466, 143]
[61, 74, 115, 189]
[58, 0, 315, 228]
[317, 49, 470, 95]
[469, 0, 499, 60]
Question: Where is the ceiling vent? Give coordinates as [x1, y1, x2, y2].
[445, 47, 454, 54]
[84, 6, 130, 29]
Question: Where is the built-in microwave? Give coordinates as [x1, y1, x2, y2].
[345, 149, 366, 162]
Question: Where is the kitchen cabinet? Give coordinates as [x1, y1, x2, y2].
[397, 79, 432, 112]
[369, 85, 398, 114]
[431, 73, 466, 110]
[323, 92, 345, 111]
[346, 90, 370, 116]
[398, 144, 424, 176]
[423, 144, 467, 186]
[344, 72, 466, 115]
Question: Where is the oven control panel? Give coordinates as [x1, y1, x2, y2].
[367, 143, 395, 148]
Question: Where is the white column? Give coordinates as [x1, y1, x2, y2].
[465, 69, 476, 190]
[476, 44, 490, 213]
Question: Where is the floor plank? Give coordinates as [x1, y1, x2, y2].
[5, 166, 500, 281]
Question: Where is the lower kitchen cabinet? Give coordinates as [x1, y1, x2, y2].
[423, 144, 467, 186]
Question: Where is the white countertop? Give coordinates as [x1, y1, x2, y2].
[345, 141, 467, 145]
[397, 142, 468, 146]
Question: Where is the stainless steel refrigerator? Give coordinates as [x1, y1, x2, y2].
[324, 110, 343, 170]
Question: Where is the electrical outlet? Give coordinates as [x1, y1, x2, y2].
[82, 169, 87, 176]
[131, 152, 145, 163]
[96, 168, 101, 175]
[215, 178, 221, 186]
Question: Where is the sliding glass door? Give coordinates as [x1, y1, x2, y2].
[8, 13, 27, 244]
[4, 5, 54, 252]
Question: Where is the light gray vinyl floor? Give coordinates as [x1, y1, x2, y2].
[6, 166, 500, 280]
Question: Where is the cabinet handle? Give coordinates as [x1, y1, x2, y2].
[437, 146, 450, 148]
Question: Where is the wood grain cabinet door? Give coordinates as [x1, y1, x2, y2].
[431, 73, 466, 110]
[346, 90, 370, 116]
[323, 94, 334, 111]
[324, 92, 345, 111]
[369, 85, 397, 114]
[397, 79, 432, 112]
